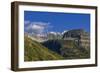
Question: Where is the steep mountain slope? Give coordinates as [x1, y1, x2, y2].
[24, 36, 64, 61]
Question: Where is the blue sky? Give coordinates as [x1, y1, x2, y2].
[24, 11, 90, 34]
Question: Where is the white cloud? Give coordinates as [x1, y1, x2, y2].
[24, 20, 30, 25]
[32, 24, 44, 30]
[25, 21, 51, 35]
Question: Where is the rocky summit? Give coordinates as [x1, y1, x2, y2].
[62, 29, 90, 50]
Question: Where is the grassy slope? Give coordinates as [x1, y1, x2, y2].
[24, 36, 64, 61]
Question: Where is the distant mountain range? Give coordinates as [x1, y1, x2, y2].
[25, 30, 68, 42]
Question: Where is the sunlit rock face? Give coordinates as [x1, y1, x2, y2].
[62, 29, 90, 50]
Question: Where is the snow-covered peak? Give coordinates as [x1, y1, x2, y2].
[48, 31, 62, 35]
[62, 30, 68, 34]
[49, 32, 57, 35]
[36, 34, 47, 37]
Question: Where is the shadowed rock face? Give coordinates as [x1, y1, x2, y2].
[42, 40, 62, 54]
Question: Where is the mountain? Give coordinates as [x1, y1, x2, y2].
[25, 31, 62, 42]
[25, 32, 48, 42]
[47, 32, 62, 40]
[62, 29, 90, 50]
[62, 29, 89, 39]
[24, 29, 90, 60]
[24, 36, 64, 61]
[59, 39, 90, 59]
[42, 29, 90, 59]
[42, 39, 90, 59]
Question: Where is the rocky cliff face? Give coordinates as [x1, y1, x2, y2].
[42, 29, 90, 59]
[62, 29, 90, 50]
[63, 29, 89, 39]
